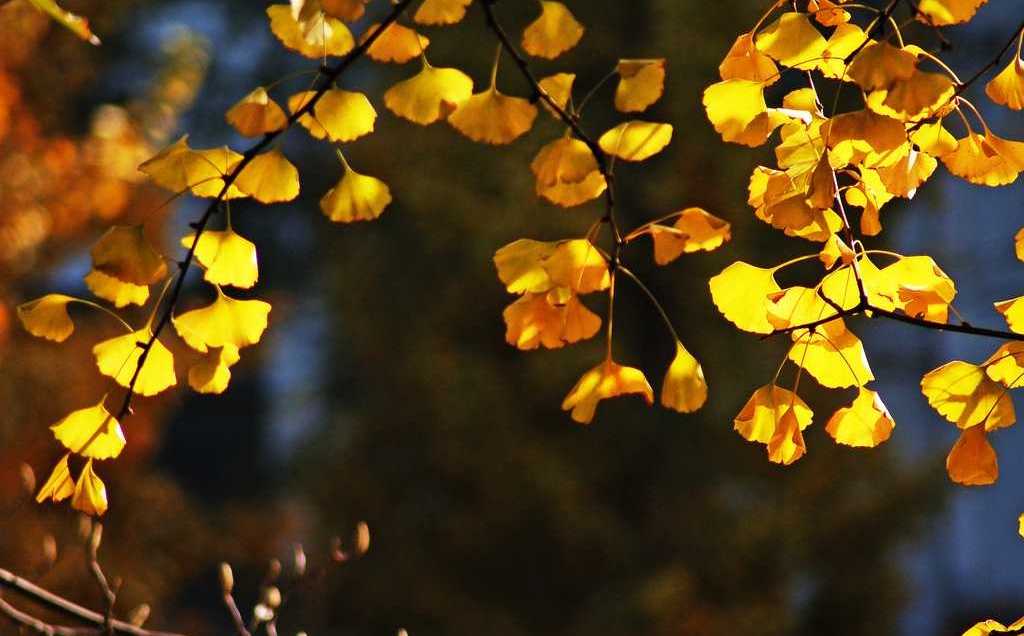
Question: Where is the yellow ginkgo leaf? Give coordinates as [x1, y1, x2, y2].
[709, 261, 781, 334]
[825, 387, 895, 447]
[320, 162, 392, 222]
[91, 225, 168, 286]
[361, 22, 429, 64]
[816, 23, 867, 80]
[1017, 227, 1024, 262]
[943, 130, 1024, 187]
[910, 120, 958, 157]
[384, 60, 473, 125]
[536, 170, 607, 207]
[985, 45, 1024, 110]
[71, 459, 107, 516]
[545, 239, 610, 294]
[17, 294, 77, 342]
[994, 296, 1024, 333]
[174, 288, 271, 353]
[226, 87, 288, 137]
[614, 59, 666, 113]
[494, 239, 558, 294]
[921, 360, 1016, 430]
[947, 425, 998, 486]
[234, 149, 300, 203]
[561, 358, 653, 424]
[320, 0, 368, 22]
[703, 79, 787, 147]
[414, 0, 472, 25]
[984, 342, 1024, 389]
[810, 0, 850, 25]
[824, 109, 907, 156]
[532, 135, 599, 196]
[35, 454, 74, 504]
[598, 121, 673, 162]
[734, 384, 813, 465]
[188, 345, 241, 395]
[449, 87, 538, 145]
[538, 72, 575, 117]
[766, 286, 834, 331]
[93, 328, 177, 397]
[84, 269, 149, 308]
[754, 12, 828, 70]
[138, 135, 245, 198]
[819, 234, 854, 269]
[846, 41, 917, 91]
[267, 4, 354, 59]
[660, 341, 707, 413]
[647, 208, 731, 265]
[916, 0, 988, 25]
[51, 401, 125, 460]
[183, 228, 259, 289]
[789, 319, 875, 388]
[521, 1, 583, 60]
[719, 32, 778, 84]
[502, 290, 600, 350]
[961, 615, 1024, 636]
[874, 148, 937, 198]
[289, 89, 377, 142]
[866, 70, 955, 122]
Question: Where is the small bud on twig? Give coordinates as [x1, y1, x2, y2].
[355, 521, 370, 556]
[219, 562, 234, 594]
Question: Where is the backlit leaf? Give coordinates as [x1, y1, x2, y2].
[384, 60, 473, 125]
[985, 46, 1024, 110]
[449, 87, 538, 145]
[789, 319, 874, 388]
[994, 296, 1024, 333]
[502, 291, 600, 350]
[537, 73, 575, 117]
[545, 239, 610, 294]
[139, 135, 245, 198]
[183, 228, 259, 289]
[921, 360, 1015, 430]
[946, 426, 998, 486]
[521, 1, 584, 60]
[754, 12, 827, 70]
[614, 59, 666, 113]
[319, 0, 368, 22]
[943, 130, 1024, 187]
[226, 87, 288, 137]
[174, 288, 271, 352]
[93, 328, 177, 396]
[319, 163, 392, 222]
[709, 261, 781, 334]
[414, 0, 472, 25]
[267, 4, 354, 59]
[846, 41, 917, 91]
[825, 387, 895, 447]
[290, 89, 377, 142]
[734, 384, 813, 465]
[235, 150, 301, 203]
[84, 270, 149, 308]
[719, 33, 778, 84]
[51, 401, 125, 460]
[494, 239, 557, 294]
[647, 208, 731, 265]
[561, 358, 653, 424]
[361, 22, 429, 64]
[703, 79, 787, 147]
[17, 294, 77, 342]
[916, 0, 988, 25]
[598, 121, 673, 162]
[71, 459, 107, 516]
[35, 454, 74, 504]
[91, 225, 168, 286]
[660, 341, 707, 413]
[188, 345, 241, 395]
[983, 342, 1024, 389]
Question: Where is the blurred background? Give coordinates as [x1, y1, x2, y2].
[0, 1, 1021, 634]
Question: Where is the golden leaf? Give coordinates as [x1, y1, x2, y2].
[921, 360, 1015, 430]
[719, 32, 778, 84]
[226, 87, 288, 137]
[182, 228, 259, 289]
[290, 89, 377, 142]
[825, 387, 895, 447]
[983, 342, 1024, 389]
[17, 294, 77, 342]
[449, 87, 538, 145]
[91, 225, 167, 286]
[985, 46, 1024, 110]
[384, 60, 473, 125]
[537, 73, 575, 117]
[562, 359, 653, 424]
[660, 341, 707, 413]
[234, 149, 301, 203]
[647, 208, 731, 265]
[846, 41, 917, 91]
[267, 4, 354, 59]
[35, 454, 75, 504]
[598, 121, 673, 162]
[188, 345, 241, 395]
[789, 319, 875, 388]
[139, 135, 245, 198]
[502, 291, 600, 350]
[93, 328, 177, 396]
[84, 270, 149, 308]
[703, 79, 788, 147]
[71, 459, 107, 516]
[916, 0, 988, 25]
[734, 384, 813, 465]
[361, 22, 429, 64]
[320, 0, 368, 22]
[414, 0, 472, 25]
[614, 59, 666, 113]
[51, 401, 125, 460]
[943, 130, 1024, 187]
[521, 1, 583, 60]
[994, 296, 1024, 333]
[946, 426, 998, 486]
[319, 162, 392, 222]
[174, 288, 271, 353]
[754, 12, 828, 70]
[709, 261, 781, 334]
[494, 239, 557, 294]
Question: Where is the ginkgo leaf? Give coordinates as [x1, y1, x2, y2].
[874, 148, 937, 198]
[183, 228, 259, 289]
[537, 73, 575, 117]
[614, 59, 666, 113]
[916, 0, 988, 25]
[384, 60, 473, 125]
[139, 135, 245, 198]
[946, 425, 998, 486]
[449, 87, 538, 145]
[810, 0, 850, 26]
[846, 41, 917, 91]
[825, 387, 895, 447]
[289, 89, 377, 142]
[660, 341, 707, 413]
[234, 149, 300, 203]
[226, 87, 288, 137]
[875, 254, 956, 322]
[71, 459, 107, 516]
[789, 319, 875, 388]
[718, 33, 778, 84]
[35, 454, 75, 504]
[703, 79, 787, 147]
[819, 234, 854, 269]
[985, 46, 1024, 110]
[84, 270, 149, 308]
[494, 239, 557, 294]
[943, 131, 1024, 187]
[91, 225, 168, 286]
[754, 12, 828, 70]
[824, 109, 907, 156]
[561, 358, 653, 424]
[319, 163, 392, 222]
[24, 0, 100, 44]
[174, 288, 271, 353]
[93, 328, 177, 397]
[994, 296, 1024, 333]
[734, 384, 813, 465]
[361, 22, 430, 64]
[188, 345, 241, 394]
[532, 136, 598, 186]
[51, 401, 125, 460]
[709, 261, 781, 334]
[502, 291, 600, 350]
[536, 170, 607, 207]
[765, 286, 834, 331]
[961, 615, 1024, 636]
[910, 120, 958, 157]
[1017, 228, 1024, 262]
[921, 360, 1015, 430]
[17, 294, 77, 342]
[983, 342, 1024, 389]
[521, 1, 584, 60]
[320, 0, 369, 22]
[414, 0, 472, 25]
[267, 4, 355, 59]
[816, 23, 867, 80]
[647, 208, 731, 265]
[598, 121, 672, 162]
[545, 239, 610, 294]
[865, 70, 955, 122]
